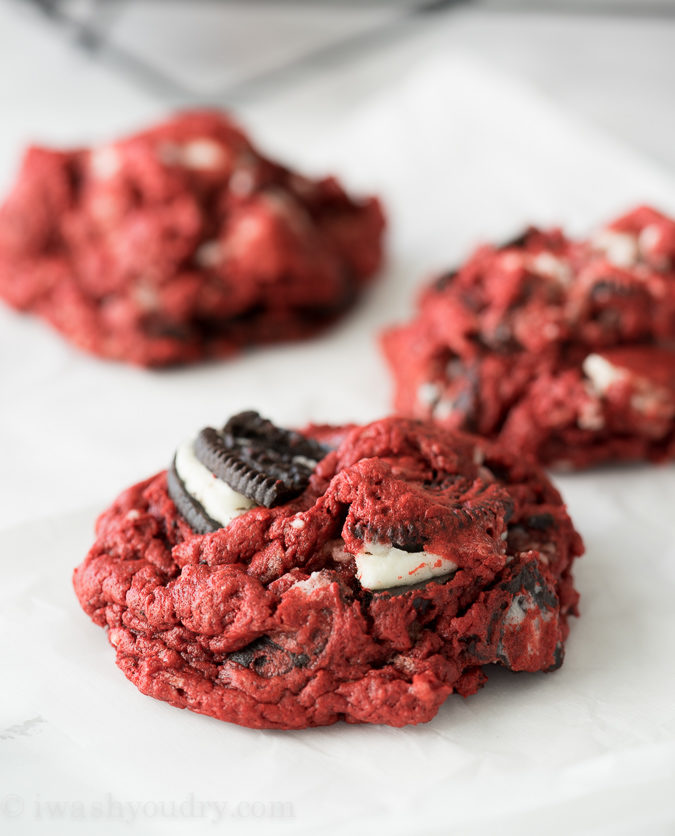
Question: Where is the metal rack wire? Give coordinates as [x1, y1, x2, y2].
[20, 0, 675, 102]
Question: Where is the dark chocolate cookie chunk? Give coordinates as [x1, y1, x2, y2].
[229, 636, 311, 677]
[194, 411, 328, 507]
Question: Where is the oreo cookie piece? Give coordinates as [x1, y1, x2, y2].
[167, 411, 327, 533]
[194, 411, 328, 507]
[166, 458, 221, 535]
[229, 637, 311, 677]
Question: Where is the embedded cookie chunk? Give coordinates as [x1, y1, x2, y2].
[73, 414, 583, 729]
[0, 111, 385, 366]
[382, 206, 675, 467]
[167, 411, 328, 532]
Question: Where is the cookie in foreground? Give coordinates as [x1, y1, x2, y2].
[73, 412, 583, 729]
[0, 111, 384, 366]
[382, 206, 675, 468]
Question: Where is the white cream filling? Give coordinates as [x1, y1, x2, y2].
[503, 594, 551, 627]
[354, 541, 457, 591]
[174, 438, 255, 527]
[293, 454, 319, 470]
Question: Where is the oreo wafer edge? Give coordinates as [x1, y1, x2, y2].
[195, 412, 327, 508]
[167, 411, 328, 531]
[167, 458, 221, 534]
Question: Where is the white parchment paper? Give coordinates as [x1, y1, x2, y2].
[1, 55, 675, 835]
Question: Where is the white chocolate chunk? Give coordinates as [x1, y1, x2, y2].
[500, 251, 525, 271]
[583, 353, 672, 417]
[90, 146, 121, 179]
[417, 382, 440, 406]
[174, 438, 255, 527]
[530, 252, 572, 285]
[577, 398, 605, 431]
[354, 541, 457, 590]
[639, 224, 661, 256]
[592, 230, 639, 268]
[583, 353, 627, 395]
[195, 240, 223, 268]
[181, 139, 227, 169]
[292, 571, 331, 593]
[158, 139, 227, 170]
[434, 398, 458, 421]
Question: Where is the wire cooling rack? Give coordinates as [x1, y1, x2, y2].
[20, 1, 474, 99]
[20, 0, 675, 101]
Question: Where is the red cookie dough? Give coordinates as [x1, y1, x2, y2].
[73, 417, 583, 729]
[382, 206, 675, 468]
[0, 111, 384, 366]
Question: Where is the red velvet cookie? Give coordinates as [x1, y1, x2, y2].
[382, 206, 675, 468]
[73, 412, 583, 729]
[0, 111, 384, 366]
